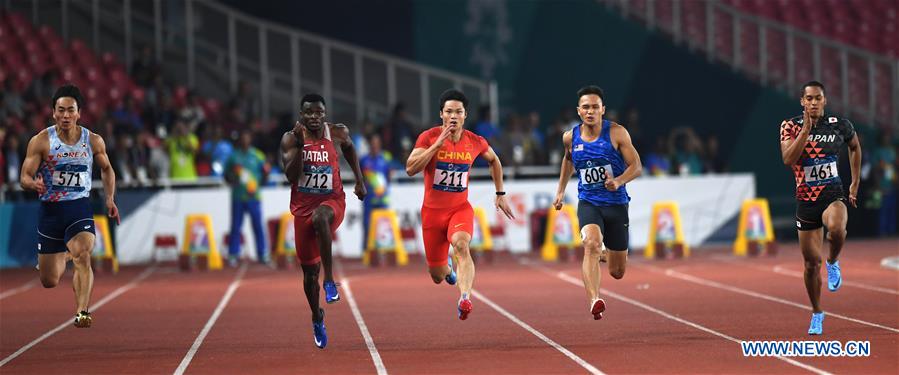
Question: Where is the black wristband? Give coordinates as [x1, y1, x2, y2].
[495, 191, 506, 196]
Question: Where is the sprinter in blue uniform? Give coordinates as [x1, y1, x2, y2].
[19, 84, 120, 328]
[552, 85, 642, 320]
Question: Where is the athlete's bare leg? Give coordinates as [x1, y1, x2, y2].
[301, 262, 323, 321]
[38, 252, 68, 288]
[451, 231, 474, 297]
[822, 200, 848, 264]
[311, 206, 336, 283]
[798, 228, 824, 313]
[67, 232, 95, 313]
[581, 224, 603, 306]
[607, 248, 627, 280]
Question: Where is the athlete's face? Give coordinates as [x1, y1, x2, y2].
[53, 97, 80, 131]
[800, 86, 826, 119]
[440, 100, 466, 131]
[301, 101, 326, 132]
[577, 94, 605, 126]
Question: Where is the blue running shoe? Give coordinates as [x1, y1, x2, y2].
[323, 280, 340, 304]
[808, 312, 824, 335]
[445, 257, 457, 285]
[313, 309, 327, 349]
[826, 260, 842, 292]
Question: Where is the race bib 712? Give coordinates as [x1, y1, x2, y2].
[298, 165, 333, 194]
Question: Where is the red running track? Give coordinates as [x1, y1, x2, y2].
[0, 239, 896, 374]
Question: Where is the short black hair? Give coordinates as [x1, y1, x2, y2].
[439, 89, 468, 111]
[51, 84, 84, 111]
[301, 93, 326, 107]
[577, 85, 605, 103]
[801, 81, 826, 96]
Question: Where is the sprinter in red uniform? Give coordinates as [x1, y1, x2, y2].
[406, 89, 515, 320]
[280, 94, 366, 349]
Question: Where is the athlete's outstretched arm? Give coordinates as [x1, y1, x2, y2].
[20, 133, 48, 195]
[91, 133, 120, 224]
[334, 124, 367, 201]
[480, 146, 514, 219]
[847, 134, 861, 207]
[606, 124, 642, 191]
[552, 131, 575, 210]
[406, 127, 453, 176]
[781, 114, 813, 165]
[281, 122, 304, 184]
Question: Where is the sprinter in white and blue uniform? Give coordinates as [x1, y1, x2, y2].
[19, 84, 120, 328]
[553, 85, 643, 321]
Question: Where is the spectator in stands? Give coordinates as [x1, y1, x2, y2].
[4, 133, 22, 198]
[473, 105, 499, 140]
[644, 136, 672, 176]
[545, 118, 567, 166]
[382, 103, 415, 162]
[145, 132, 170, 182]
[110, 95, 144, 135]
[360, 133, 392, 253]
[179, 91, 206, 133]
[202, 125, 234, 178]
[2, 78, 25, 120]
[131, 45, 161, 88]
[113, 133, 148, 186]
[504, 113, 527, 168]
[229, 80, 260, 124]
[26, 70, 58, 107]
[872, 131, 897, 236]
[225, 129, 269, 265]
[0, 128, 6, 192]
[473, 105, 499, 167]
[166, 119, 199, 181]
[0, 92, 8, 124]
[144, 75, 171, 113]
[703, 134, 727, 173]
[525, 111, 546, 165]
[625, 107, 645, 152]
[669, 127, 704, 175]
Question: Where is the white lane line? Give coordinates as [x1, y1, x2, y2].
[0, 267, 157, 367]
[771, 265, 899, 296]
[880, 256, 899, 271]
[174, 264, 248, 375]
[471, 289, 605, 375]
[640, 264, 899, 334]
[708, 255, 899, 295]
[549, 270, 830, 375]
[0, 279, 39, 300]
[341, 278, 387, 375]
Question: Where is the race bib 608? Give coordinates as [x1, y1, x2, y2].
[579, 162, 613, 189]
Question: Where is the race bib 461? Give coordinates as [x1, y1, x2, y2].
[803, 160, 838, 185]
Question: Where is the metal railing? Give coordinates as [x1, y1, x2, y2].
[3, 0, 497, 126]
[602, 0, 899, 130]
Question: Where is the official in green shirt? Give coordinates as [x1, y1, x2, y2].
[225, 130, 270, 265]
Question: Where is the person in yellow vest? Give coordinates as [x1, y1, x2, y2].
[225, 129, 270, 266]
